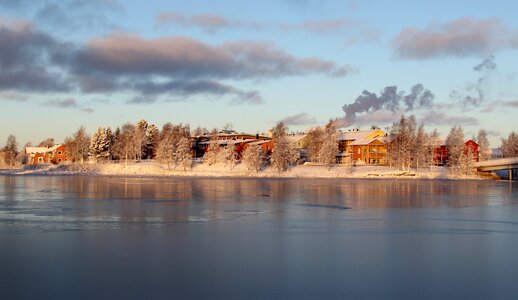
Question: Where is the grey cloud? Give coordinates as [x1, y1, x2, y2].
[75, 33, 351, 79]
[420, 111, 479, 126]
[129, 80, 263, 105]
[279, 113, 317, 126]
[0, 92, 29, 102]
[44, 98, 78, 108]
[340, 84, 434, 127]
[81, 107, 94, 113]
[0, 17, 350, 106]
[392, 17, 518, 59]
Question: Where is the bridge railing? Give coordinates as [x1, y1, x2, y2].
[475, 157, 518, 168]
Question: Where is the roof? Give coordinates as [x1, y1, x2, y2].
[286, 134, 307, 144]
[350, 136, 388, 146]
[337, 130, 384, 141]
[25, 144, 62, 154]
[248, 140, 272, 146]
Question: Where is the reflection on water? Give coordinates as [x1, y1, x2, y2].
[1, 176, 518, 299]
[0, 176, 517, 233]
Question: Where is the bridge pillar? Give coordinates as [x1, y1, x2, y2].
[509, 166, 513, 182]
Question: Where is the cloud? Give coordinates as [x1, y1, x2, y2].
[354, 110, 402, 127]
[0, 0, 121, 33]
[127, 80, 263, 105]
[154, 12, 379, 44]
[279, 113, 317, 126]
[0, 17, 351, 106]
[502, 100, 518, 107]
[75, 33, 351, 79]
[43, 97, 94, 113]
[44, 98, 78, 108]
[0, 92, 29, 102]
[155, 12, 231, 32]
[392, 17, 518, 59]
[340, 83, 434, 127]
[420, 111, 479, 126]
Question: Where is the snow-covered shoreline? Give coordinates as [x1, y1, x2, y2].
[0, 162, 488, 180]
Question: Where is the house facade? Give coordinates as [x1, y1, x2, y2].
[433, 140, 479, 165]
[337, 129, 387, 165]
[26, 145, 67, 165]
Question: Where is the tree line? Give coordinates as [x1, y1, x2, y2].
[2, 116, 518, 173]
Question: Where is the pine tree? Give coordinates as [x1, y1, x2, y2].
[242, 144, 264, 172]
[89, 127, 110, 162]
[318, 120, 338, 169]
[145, 124, 159, 159]
[3, 134, 18, 169]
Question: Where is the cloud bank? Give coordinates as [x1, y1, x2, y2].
[392, 17, 518, 59]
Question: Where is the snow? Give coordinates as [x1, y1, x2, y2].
[0, 162, 484, 180]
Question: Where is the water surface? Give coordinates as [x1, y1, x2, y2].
[1, 176, 517, 299]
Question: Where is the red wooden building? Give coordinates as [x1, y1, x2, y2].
[434, 140, 479, 165]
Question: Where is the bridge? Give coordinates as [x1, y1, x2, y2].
[475, 157, 518, 181]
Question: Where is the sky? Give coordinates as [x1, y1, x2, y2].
[1, 0, 517, 147]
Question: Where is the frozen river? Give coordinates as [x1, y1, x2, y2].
[1, 175, 517, 299]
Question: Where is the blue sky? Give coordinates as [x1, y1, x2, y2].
[1, 0, 517, 146]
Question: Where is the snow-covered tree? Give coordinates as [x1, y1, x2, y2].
[176, 136, 192, 171]
[318, 120, 338, 169]
[445, 125, 465, 174]
[271, 122, 298, 172]
[134, 119, 148, 160]
[501, 132, 518, 157]
[156, 123, 176, 169]
[65, 126, 90, 164]
[112, 123, 138, 164]
[219, 143, 237, 167]
[192, 127, 209, 136]
[476, 129, 490, 161]
[387, 115, 417, 170]
[89, 127, 111, 162]
[204, 129, 220, 166]
[145, 124, 159, 159]
[414, 124, 427, 171]
[306, 127, 324, 162]
[428, 129, 440, 169]
[242, 144, 264, 172]
[3, 134, 18, 169]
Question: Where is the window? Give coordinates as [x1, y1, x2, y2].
[38, 157, 43, 162]
[58, 151, 62, 155]
[357, 148, 360, 154]
[58, 158, 62, 163]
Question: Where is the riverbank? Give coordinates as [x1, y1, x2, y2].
[0, 161, 487, 180]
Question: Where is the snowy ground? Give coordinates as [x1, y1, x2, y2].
[0, 161, 486, 180]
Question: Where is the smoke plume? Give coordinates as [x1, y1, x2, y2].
[450, 55, 496, 107]
[340, 83, 434, 127]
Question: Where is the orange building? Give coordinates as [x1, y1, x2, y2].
[26, 145, 67, 165]
[337, 129, 387, 165]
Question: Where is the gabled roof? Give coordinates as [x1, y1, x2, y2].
[350, 136, 389, 146]
[337, 129, 384, 141]
[25, 144, 62, 154]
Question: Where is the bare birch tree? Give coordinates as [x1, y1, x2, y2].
[318, 120, 338, 169]
[65, 126, 90, 164]
[271, 122, 298, 172]
[3, 134, 18, 169]
[476, 130, 490, 161]
[445, 125, 465, 174]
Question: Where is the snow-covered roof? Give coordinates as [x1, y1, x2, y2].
[199, 139, 251, 145]
[338, 130, 381, 141]
[350, 136, 388, 146]
[25, 145, 62, 154]
[248, 140, 272, 146]
[286, 134, 306, 144]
